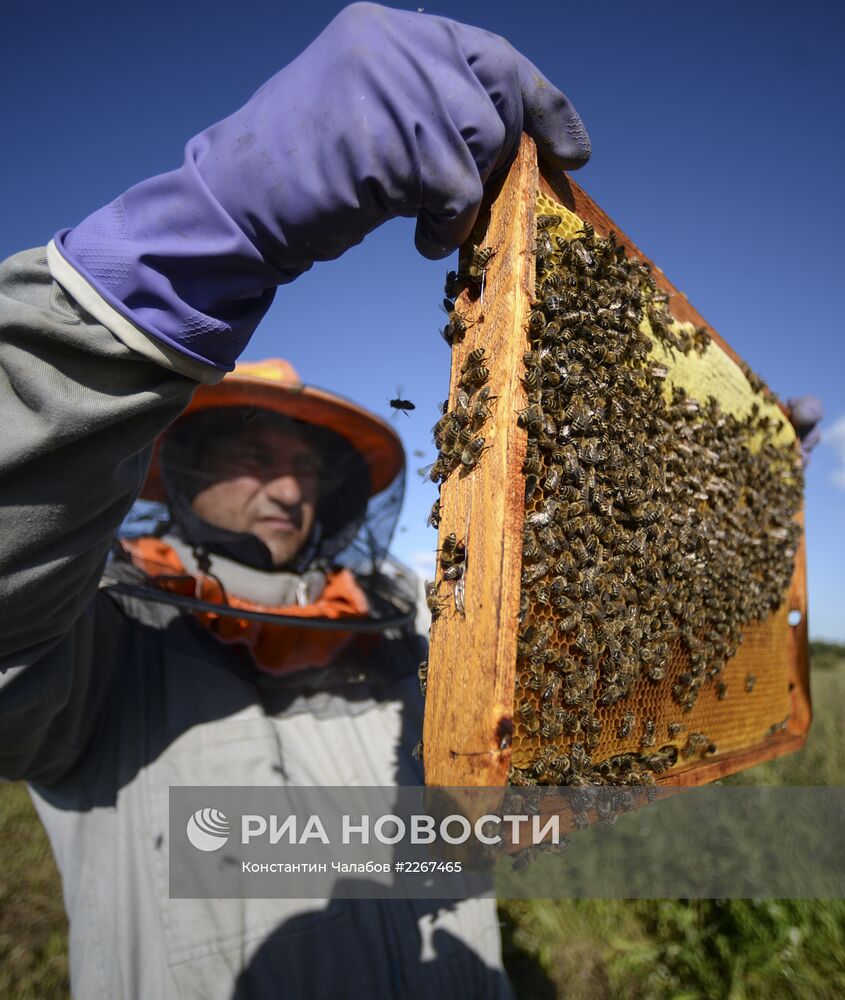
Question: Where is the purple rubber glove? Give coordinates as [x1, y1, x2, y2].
[52, 2, 590, 373]
[787, 395, 823, 466]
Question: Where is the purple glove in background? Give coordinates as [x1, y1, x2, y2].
[787, 395, 823, 466]
[53, 2, 590, 373]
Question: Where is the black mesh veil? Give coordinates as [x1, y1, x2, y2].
[115, 405, 415, 628]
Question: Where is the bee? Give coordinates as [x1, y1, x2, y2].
[439, 532, 466, 568]
[470, 396, 495, 428]
[459, 436, 488, 470]
[463, 244, 496, 283]
[517, 403, 544, 435]
[459, 365, 489, 389]
[462, 347, 486, 370]
[536, 213, 562, 231]
[523, 530, 543, 562]
[667, 722, 683, 738]
[544, 464, 563, 493]
[541, 717, 564, 740]
[440, 308, 471, 345]
[418, 659, 428, 695]
[641, 718, 656, 749]
[617, 710, 635, 739]
[533, 233, 555, 260]
[716, 681, 728, 700]
[745, 673, 756, 693]
[444, 270, 461, 300]
[521, 367, 540, 392]
[424, 581, 446, 622]
[426, 455, 454, 483]
[427, 497, 441, 529]
[521, 560, 549, 586]
[518, 699, 540, 735]
[519, 668, 544, 692]
[389, 391, 415, 415]
[527, 309, 548, 337]
[433, 415, 459, 451]
[442, 564, 464, 582]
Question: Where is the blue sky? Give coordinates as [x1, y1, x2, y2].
[1, 0, 842, 640]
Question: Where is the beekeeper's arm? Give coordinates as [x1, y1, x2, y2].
[0, 2, 591, 783]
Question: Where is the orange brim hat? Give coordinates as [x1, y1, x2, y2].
[141, 358, 405, 502]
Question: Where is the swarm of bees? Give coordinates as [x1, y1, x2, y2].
[506, 204, 803, 790]
[420, 200, 802, 814]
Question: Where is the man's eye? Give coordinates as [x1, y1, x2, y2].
[295, 459, 323, 477]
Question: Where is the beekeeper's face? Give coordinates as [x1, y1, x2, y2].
[190, 425, 321, 568]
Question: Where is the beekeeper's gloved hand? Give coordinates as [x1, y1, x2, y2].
[787, 395, 823, 466]
[50, 2, 590, 378]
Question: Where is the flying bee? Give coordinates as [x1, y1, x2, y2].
[389, 390, 416, 415]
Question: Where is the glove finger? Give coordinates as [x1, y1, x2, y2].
[800, 426, 821, 454]
[787, 395, 824, 432]
[415, 196, 482, 260]
[515, 52, 591, 172]
[414, 148, 486, 259]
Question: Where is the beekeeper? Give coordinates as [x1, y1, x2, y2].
[0, 4, 598, 996]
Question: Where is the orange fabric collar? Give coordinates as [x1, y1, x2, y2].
[122, 537, 370, 674]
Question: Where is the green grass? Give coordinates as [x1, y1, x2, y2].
[0, 783, 68, 999]
[1, 647, 844, 999]
[499, 650, 845, 999]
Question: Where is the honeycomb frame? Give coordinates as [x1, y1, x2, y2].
[422, 136, 809, 790]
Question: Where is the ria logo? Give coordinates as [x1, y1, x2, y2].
[186, 808, 230, 852]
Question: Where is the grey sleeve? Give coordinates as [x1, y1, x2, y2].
[0, 248, 198, 782]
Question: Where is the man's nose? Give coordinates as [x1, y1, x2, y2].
[262, 471, 303, 506]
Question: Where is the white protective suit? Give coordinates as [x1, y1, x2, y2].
[0, 248, 513, 1000]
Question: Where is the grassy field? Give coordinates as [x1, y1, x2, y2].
[1, 646, 843, 998]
